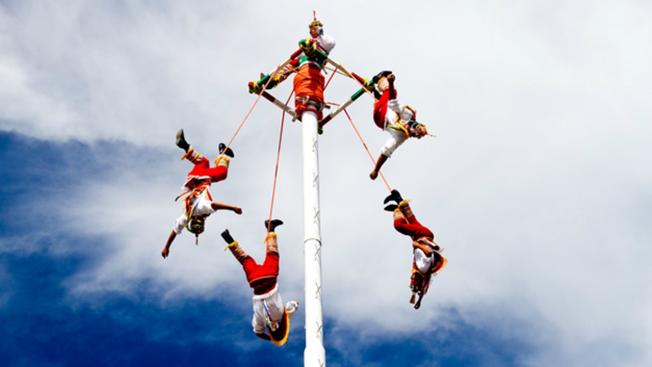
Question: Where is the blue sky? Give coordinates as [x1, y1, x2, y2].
[0, 133, 530, 366]
[1, 1, 652, 366]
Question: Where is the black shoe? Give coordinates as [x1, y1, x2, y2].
[383, 189, 403, 205]
[220, 229, 235, 244]
[371, 70, 393, 84]
[218, 143, 235, 158]
[264, 219, 284, 232]
[176, 129, 190, 152]
[384, 204, 398, 212]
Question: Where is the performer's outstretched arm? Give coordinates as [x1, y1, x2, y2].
[161, 230, 177, 258]
[211, 201, 243, 214]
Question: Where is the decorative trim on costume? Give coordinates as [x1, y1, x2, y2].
[269, 311, 291, 346]
[433, 256, 448, 274]
[181, 146, 202, 162]
[251, 283, 279, 301]
[390, 120, 410, 138]
[214, 155, 230, 167]
[224, 240, 239, 251]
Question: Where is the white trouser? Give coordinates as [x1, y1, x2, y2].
[380, 125, 408, 157]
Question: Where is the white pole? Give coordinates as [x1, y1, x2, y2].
[302, 110, 326, 367]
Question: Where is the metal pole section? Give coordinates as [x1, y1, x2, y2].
[302, 110, 326, 367]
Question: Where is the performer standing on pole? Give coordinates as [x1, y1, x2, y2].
[291, 17, 335, 120]
[247, 14, 334, 364]
[248, 16, 335, 120]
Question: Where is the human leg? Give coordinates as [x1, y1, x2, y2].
[222, 229, 253, 266]
[370, 153, 389, 180]
[176, 129, 190, 152]
[392, 201, 434, 239]
[373, 89, 390, 129]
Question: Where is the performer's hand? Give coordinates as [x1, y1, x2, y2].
[233, 207, 243, 215]
[161, 247, 170, 259]
[387, 73, 396, 83]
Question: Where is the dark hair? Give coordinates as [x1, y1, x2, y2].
[187, 216, 206, 235]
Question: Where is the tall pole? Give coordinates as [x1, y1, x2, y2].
[302, 110, 326, 367]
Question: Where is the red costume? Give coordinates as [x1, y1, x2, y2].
[182, 147, 229, 187]
[373, 87, 398, 130]
[224, 229, 298, 345]
[234, 238, 280, 295]
[390, 200, 446, 309]
[294, 64, 326, 120]
[393, 204, 435, 241]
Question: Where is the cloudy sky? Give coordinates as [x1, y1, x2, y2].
[1, 1, 651, 366]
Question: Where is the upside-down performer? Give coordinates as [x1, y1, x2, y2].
[161, 129, 242, 259]
[384, 190, 446, 309]
[221, 219, 299, 345]
[248, 15, 335, 120]
[367, 72, 429, 180]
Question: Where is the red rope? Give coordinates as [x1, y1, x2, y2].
[324, 64, 338, 91]
[343, 108, 392, 192]
[222, 60, 292, 154]
[266, 90, 294, 231]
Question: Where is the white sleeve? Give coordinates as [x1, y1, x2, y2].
[414, 248, 435, 274]
[173, 215, 187, 235]
[318, 34, 336, 53]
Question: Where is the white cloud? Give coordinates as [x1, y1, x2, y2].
[3, 1, 652, 366]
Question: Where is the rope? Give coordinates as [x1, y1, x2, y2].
[266, 90, 293, 231]
[323, 64, 338, 91]
[325, 58, 375, 98]
[222, 60, 292, 154]
[343, 108, 392, 192]
[324, 66, 350, 78]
